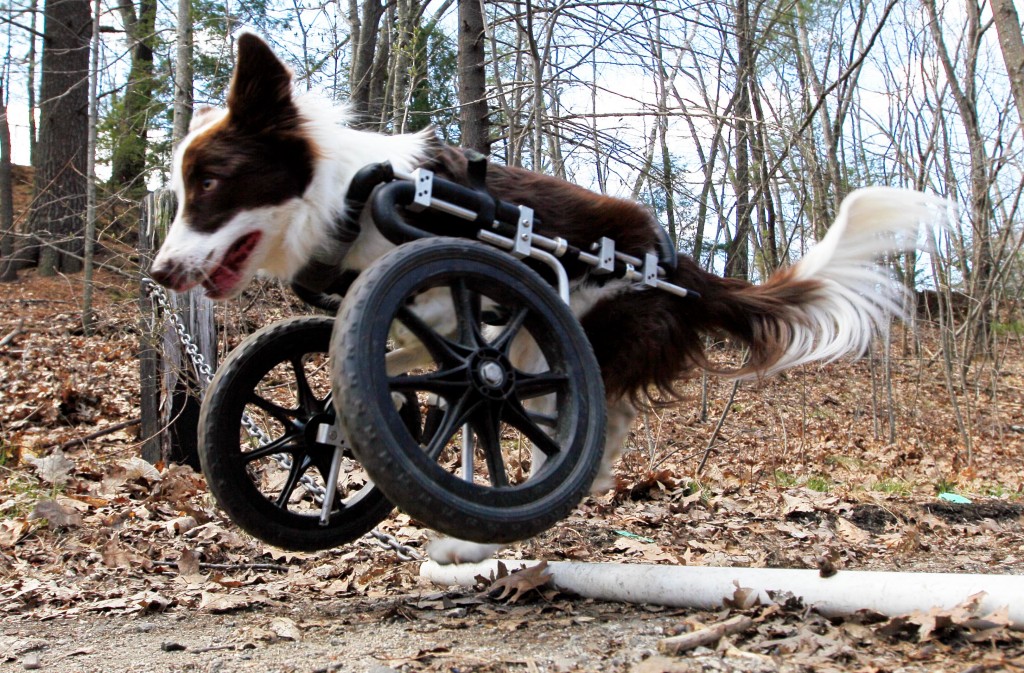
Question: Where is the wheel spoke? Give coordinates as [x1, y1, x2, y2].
[473, 406, 508, 487]
[527, 411, 559, 428]
[396, 305, 464, 366]
[423, 393, 481, 460]
[274, 455, 309, 509]
[242, 433, 301, 463]
[503, 399, 563, 458]
[450, 278, 483, 346]
[248, 393, 299, 426]
[513, 369, 569, 400]
[389, 366, 471, 401]
[291, 356, 320, 413]
[489, 306, 529, 353]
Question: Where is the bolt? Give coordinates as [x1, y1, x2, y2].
[479, 361, 504, 387]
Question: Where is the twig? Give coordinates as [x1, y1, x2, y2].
[658, 615, 754, 655]
[0, 319, 25, 349]
[190, 644, 237, 654]
[697, 380, 740, 474]
[152, 560, 292, 573]
[43, 417, 141, 451]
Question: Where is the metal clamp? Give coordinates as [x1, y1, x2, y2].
[593, 237, 615, 274]
[512, 205, 534, 258]
[408, 168, 434, 212]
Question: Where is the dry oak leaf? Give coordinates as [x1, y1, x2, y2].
[29, 499, 82, 528]
[487, 561, 553, 603]
[834, 517, 870, 545]
[25, 449, 74, 485]
[0, 519, 31, 549]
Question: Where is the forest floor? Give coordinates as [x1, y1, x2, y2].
[1, 264, 1023, 673]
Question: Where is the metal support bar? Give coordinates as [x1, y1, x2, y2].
[319, 445, 344, 526]
[389, 166, 697, 300]
[461, 424, 474, 482]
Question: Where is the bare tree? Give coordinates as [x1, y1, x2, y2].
[172, 0, 193, 145]
[458, 0, 489, 152]
[110, 0, 159, 196]
[348, 0, 385, 127]
[991, 0, 1024, 124]
[29, 0, 90, 276]
[0, 77, 15, 281]
[923, 0, 996, 360]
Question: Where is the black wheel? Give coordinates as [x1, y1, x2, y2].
[199, 316, 394, 551]
[332, 238, 606, 544]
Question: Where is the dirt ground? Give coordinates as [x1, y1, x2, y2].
[2, 266, 1023, 672]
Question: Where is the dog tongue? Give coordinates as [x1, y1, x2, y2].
[203, 232, 261, 298]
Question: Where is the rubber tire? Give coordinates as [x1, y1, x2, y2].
[199, 316, 393, 551]
[331, 238, 606, 544]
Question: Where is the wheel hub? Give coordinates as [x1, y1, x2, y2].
[470, 350, 515, 400]
[479, 361, 505, 387]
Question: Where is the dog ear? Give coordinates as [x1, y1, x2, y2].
[227, 33, 296, 131]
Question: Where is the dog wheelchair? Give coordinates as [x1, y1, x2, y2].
[197, 154, 697, 552]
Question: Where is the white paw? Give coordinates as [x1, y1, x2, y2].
[427, 538, 503, 565]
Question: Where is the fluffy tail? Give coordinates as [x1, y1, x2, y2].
[708, 187, 950, 379]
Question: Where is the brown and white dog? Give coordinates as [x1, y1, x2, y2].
[151, 34, 945, 563]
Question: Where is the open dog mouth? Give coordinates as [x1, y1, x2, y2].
[201, 231, 262, 299]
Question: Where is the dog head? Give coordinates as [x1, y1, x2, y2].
[151, 34, 316, 299]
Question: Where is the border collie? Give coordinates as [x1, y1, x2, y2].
[151, 34, 945, 564]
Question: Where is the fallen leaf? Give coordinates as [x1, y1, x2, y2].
[28, 499, 82, 528]
[177, 548, 201, 576]
[118, 457, 162, 482]
[0, 519, 31, 549]
[101, 539, 134, 568]
[269, 617, 301, 641]
[835, 517, 870, 545]
[25, 450, 74, 485]
[723, 581, 760, 609]
[164, 515, 198, 536]
[487, 561, 552, 603]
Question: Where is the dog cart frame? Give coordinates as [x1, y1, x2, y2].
[196, 154, 697, 551]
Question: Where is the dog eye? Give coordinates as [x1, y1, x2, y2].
[201, 178, 219, 191]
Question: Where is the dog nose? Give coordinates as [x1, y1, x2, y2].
[150, 260, 184, 290]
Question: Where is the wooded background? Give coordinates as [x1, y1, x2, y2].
[0, 0, 1022, 392]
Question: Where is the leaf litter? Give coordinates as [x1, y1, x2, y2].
[1, 268, 1023, 671]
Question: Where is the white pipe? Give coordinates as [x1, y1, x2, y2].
[421, 560, 1024, 629]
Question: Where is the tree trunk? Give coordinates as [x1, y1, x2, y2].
[110, 0, 158, 196]
[0, 78, 16, 281]
[349, 0, 385, 128]
[990, 0, 1024, 124]
[139, 191, 214, 468]
[726, 0, 752, 280]
[923, 0, 994, 361]
[30, 0, 91, 276]
[28, 0, 40, 166]
[458, 0, 490, 153]
[82, 0, 100, 334]
[172, 0, 194, 145]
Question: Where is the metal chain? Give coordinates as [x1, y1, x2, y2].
[143, 277, 421, 560]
